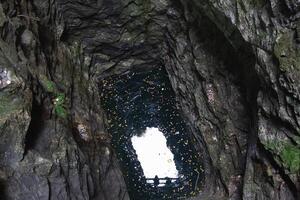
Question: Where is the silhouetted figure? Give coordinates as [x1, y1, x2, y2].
[165, 177, 172, 187]
[141, 176, 146, 184]
[153, 175, 159, 187]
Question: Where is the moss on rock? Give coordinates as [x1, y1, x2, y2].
[39, 75, 57, 93]
[263, 138, 300, 173]
[0, 93, 23, 122]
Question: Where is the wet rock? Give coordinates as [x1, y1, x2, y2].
[0, 4, 6, 27]
[0, 0, 299, 199]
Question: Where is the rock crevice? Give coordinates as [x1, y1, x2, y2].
[0, 0, 299, 199]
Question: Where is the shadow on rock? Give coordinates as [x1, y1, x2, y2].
[0, 179, 7, 200]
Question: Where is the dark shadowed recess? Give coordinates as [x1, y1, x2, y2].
[24, 98, 45, 156]
[181, 0, 260, 99]
[0, 179, 7, 200]
[23, 93, 53, 159]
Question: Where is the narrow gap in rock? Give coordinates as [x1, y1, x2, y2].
[0, 179, 6, 200]
[100, 66, 204, 199]
[24, 98, 45, 155]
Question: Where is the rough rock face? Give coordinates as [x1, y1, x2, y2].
[0, 0, 299, 200]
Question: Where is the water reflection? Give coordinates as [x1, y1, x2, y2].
[100, 67, 204, 199]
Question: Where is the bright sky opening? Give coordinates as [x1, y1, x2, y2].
[131, 127, 178, 178]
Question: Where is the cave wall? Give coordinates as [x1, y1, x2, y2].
[0, 1, 129, 199]
[178, 1, 300, 199]
[0, 0, 299, 200]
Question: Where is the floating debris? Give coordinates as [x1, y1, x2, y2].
[100, 67, 204, 199]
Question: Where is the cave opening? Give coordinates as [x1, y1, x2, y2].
[100, 66, 204, 199]
[131, 127, 179, 183]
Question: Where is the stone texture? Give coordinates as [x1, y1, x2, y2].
[0, 0, 299, 199]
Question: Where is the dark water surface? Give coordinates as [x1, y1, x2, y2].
[100, 67, 204, 199]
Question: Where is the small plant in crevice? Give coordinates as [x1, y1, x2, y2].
[53, 93, 67, 118]
[40, 76, 68, 119]
[45, 80, 55, 93]
[40, 75, 56, 93]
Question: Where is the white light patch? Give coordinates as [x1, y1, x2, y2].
[131, 127, 178, 178]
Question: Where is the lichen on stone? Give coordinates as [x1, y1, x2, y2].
[274, 30, 300, 72]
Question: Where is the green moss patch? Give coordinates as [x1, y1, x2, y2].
[39, 75, 57, 93]
[264, 139, 300, 173]
[39, 75, 67, 119]
[0, 93, 22, 121]
[53, 93, 67, 118]
[281, 144, 300, 173]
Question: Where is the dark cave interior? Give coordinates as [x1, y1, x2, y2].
[100, 67, 204, 199]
